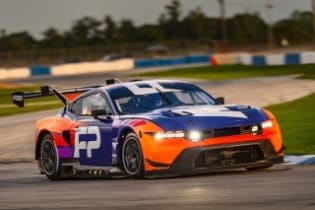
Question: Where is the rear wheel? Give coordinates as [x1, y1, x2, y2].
[122, 133, 144, 178]
[40, 135, 61, 180]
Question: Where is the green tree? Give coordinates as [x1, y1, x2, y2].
[274, 10, 313, 44]
[165, 0, 181, 23]
[104, 15, 118, 42]
[158, 0, 183, 39]
[0, 32, 37, 51]
[227, 13, 267, 43]
[41, 27, 64, 48]
[117, 19, 136, 43]
[182, 7, 219, 40]
[68, 16, 102, 46]
[0, 29, 6, 37]
[136, 24, 165, 42]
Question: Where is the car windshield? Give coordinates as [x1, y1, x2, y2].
[108, 82, 216, 115]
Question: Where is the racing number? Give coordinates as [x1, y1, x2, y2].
[74, 126, 101, 158]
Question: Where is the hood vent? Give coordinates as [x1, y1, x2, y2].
[153, 109, 193, 117]
[170, 110, 193, 116]
[226, 105, 251, 111]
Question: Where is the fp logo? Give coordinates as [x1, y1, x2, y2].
[74, 126, 101, 158]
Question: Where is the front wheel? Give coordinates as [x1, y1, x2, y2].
[40, 135, 61, 180]
[122, 133, 144, 178]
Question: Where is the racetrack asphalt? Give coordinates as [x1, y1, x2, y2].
[0, 163, 314, 210]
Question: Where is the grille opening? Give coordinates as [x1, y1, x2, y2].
[241, 126, 251, 134]
[214, 127, 241, 137]
[201, 125, 259, 139]
[195, 144, 264, 168]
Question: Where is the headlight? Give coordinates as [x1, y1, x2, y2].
[153, 131, 185, 140]
[187, 130, 202, 142]
[150, 130, 203, 141]
[251, 125, 261, 135]
[153, 132, 166, 140]
[248, 121, 273, 136]
[261, 120, 273, 129]
[251, 125, 259, 133]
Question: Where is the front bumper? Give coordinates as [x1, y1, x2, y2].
[145, 140, 284, 177]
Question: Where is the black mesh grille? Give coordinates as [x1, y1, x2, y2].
[195, 144, 264, 168]
[214, 127, 241, 137]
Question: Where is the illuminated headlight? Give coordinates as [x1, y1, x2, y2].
[153, 131, 185, 140]
[261, 120, 273, 129]
[251, 125, 259, 133]
[187, 130, 202, 142]
[250, 125, 262, 135]
[154, 132, 166, 140]
[152, 130, 202, 142]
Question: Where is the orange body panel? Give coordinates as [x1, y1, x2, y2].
[262, 108, 283, 153]
[64, 93, 81, 102]
[36, 116, 83, 146]
[133, 116, 283, 172]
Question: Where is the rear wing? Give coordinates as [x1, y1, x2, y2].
[12, 85, 102, 107]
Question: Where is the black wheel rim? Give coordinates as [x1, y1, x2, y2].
[42, 141, 56, 174]
[124, 140, 140, 173]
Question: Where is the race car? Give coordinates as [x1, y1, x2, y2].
[12, 79, 285, 180]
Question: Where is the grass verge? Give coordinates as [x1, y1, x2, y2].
[0, 103, 62, 117]
[266, 93, 315, 154]
[133, 64, 315, 80]
[0, 85, 62, 116]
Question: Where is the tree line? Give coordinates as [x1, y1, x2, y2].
[0, 0, 313, 52]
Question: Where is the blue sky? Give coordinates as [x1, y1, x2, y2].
[0, 0, 311, 38]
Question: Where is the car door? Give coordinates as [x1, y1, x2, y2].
[71, 92, 113, 166]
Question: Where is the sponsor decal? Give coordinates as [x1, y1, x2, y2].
[74, 126, 101, 158]
[12, 94, 23, 102]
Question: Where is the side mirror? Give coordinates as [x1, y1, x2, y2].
[91, 110, 112, 122]
[215, 97, 225, 105]
[92, 109, 108, 117]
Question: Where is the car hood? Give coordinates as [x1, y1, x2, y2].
[128, 105, 269, 131]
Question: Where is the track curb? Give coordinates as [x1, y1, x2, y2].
[284, 155, 315, 165]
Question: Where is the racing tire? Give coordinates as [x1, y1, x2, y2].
[122, 133, 144, 178]
[40, 134, 61, 180]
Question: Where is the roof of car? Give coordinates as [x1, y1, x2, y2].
[73, 79, 199, 101]
[99, 79, 192, 92]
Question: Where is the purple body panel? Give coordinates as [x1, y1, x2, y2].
[58, 147, 74, 158]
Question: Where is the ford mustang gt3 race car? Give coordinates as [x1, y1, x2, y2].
[12, 79, 285, 180]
